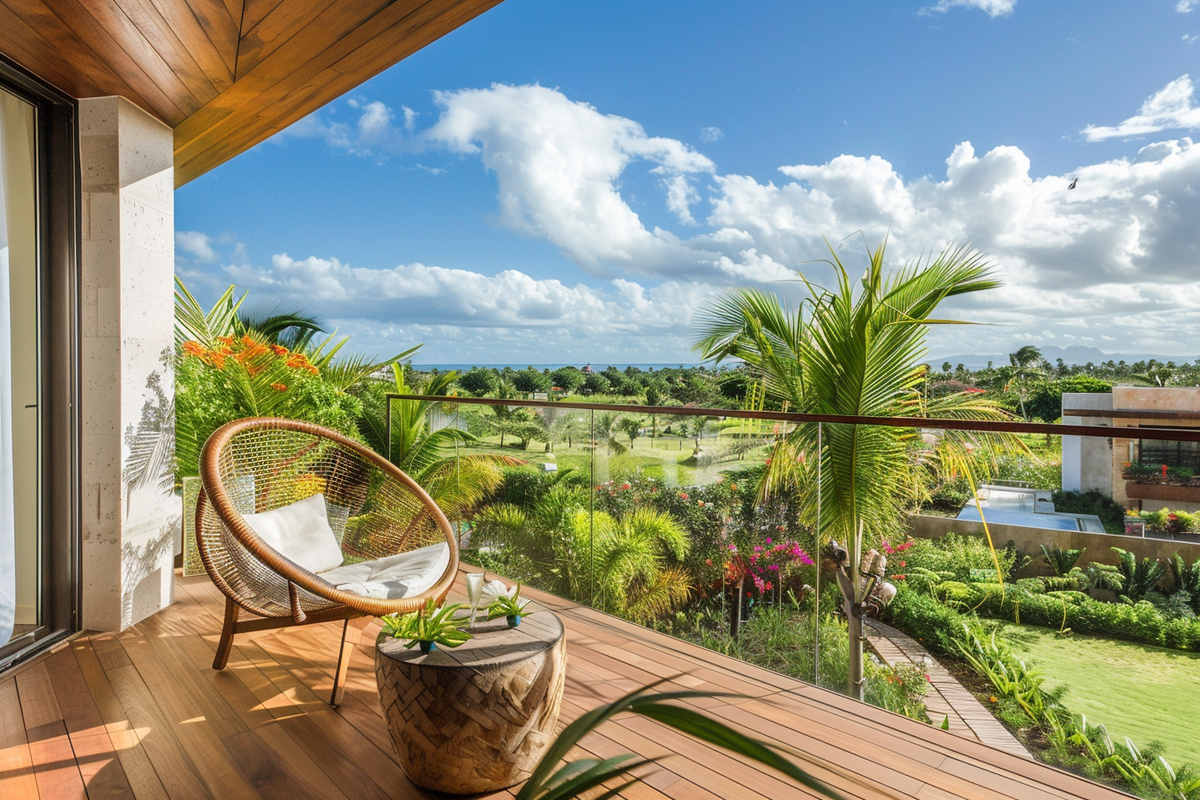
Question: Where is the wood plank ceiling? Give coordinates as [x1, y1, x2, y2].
[0, 0, 504, 185]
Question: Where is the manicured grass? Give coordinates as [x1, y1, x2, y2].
[1005, 623, 1200, 766]
[1014, 432, 1061, 460]
[459, 431, 770, 488]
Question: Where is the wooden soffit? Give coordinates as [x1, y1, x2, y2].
[0, 0, 503, 186]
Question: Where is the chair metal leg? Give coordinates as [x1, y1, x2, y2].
[213, 598, 239, 670]
[330, 617, 365, 707]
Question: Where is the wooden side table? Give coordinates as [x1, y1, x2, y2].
[374, 603, 567, 794]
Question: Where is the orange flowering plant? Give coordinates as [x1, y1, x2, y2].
[175, 332, 364, 478]
[174, 279, 418, 481]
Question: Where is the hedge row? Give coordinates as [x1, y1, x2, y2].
[942, 581, 1200, 651]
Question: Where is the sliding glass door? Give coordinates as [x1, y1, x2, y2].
[0, 86, 39, 655]
[0, 63, 77, 669]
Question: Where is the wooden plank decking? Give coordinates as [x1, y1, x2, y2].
[0, 570, 1130, 800]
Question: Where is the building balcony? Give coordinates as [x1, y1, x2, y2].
[1, 566, 1123, 800]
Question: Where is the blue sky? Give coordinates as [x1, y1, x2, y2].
[176, 0, 1200, 364]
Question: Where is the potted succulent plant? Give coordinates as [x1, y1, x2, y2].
[485, 582, 531, 627]
[380, 597, 472, 653]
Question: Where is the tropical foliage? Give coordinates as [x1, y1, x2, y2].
[174, 278, 412, 481]
[889, 587, 1200, 799]
[471, 484, 693, 623]
[354, 364, 519, 521]
[516, 678, 848, 800]
[693, 240, 1016, 549]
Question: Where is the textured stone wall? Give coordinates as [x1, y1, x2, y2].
[79, 97, 177, 632]
[909, 514, 1200, 574]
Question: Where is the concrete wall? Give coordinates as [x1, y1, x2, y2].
[79, 97, 177, 632]
[1061, 392, 1112, 494]
[909, 515, 1200, 574]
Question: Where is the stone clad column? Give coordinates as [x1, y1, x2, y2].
[78, 97, 177, 632]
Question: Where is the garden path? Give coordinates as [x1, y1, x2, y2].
[866, 619, 1033, 761]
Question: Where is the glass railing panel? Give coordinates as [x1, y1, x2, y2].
[391, 392, 1200, 793]
[428, 399, 603, 611]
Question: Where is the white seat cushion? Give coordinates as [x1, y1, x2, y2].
[240, 493, 345, 574]
[318, 542, 451, 600]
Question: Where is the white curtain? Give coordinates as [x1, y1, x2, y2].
[0, 88, 34, 648]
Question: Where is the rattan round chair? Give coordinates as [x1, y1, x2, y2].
[196, 417, 459, 705]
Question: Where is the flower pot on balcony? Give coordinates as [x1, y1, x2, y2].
[1124, 482, 1200, 503]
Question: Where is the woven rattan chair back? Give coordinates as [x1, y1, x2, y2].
[195, 417, 459, 704]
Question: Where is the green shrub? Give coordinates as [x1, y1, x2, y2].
[904, 533, 1014, 583]
[886, 588, 973, 657]
[947, 582, 1200, 651]
[1051, 490, 1126, 535]
[1014, 577, 1047, 594]
[886, 586, 1200, 797]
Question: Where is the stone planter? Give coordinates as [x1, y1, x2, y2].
[1125, 482, 1200, 503]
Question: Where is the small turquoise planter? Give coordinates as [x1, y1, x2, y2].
[507, 614, 521, 628]
[418, 640, 437, 654]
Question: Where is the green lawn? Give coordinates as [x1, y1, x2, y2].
[1014, 432, 1061, 460]
[459, 430, 770, 488]
[1005, 624, 1200, 766]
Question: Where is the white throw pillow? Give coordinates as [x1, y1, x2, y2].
[319, 542, 450, 599]
[240, 493, 345, 574]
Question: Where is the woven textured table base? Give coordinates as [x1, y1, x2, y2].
[375, 609, 567, 794]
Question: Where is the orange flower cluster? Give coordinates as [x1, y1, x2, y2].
[181, 335, 320, 377]
[285, 352, 319, 375]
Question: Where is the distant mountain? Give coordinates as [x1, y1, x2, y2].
[927, 345, 1198, 370]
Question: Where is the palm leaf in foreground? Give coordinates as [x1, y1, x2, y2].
[516, 678, 849, 800]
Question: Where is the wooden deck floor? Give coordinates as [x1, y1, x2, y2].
[0, 570, 1129, 800]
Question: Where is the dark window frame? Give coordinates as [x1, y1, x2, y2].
[0, 53, 80, 670]
[1137, 425, 1200, 473]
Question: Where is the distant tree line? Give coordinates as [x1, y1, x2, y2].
[925, 345, 1199, 423]
[430, 364, 747, 409]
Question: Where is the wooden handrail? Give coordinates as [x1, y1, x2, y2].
[386, 394, 1200, 443]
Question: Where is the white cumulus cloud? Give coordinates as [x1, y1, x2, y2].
[663, 175, 701, 225]
[224, 84, 1200, 361]
[1082, 75, 1200, 141]
[920, 0, 1016, 18]
[176, 231, 216, 261]
[1179, 1, 1195, 12]
[218, 253, 722, 362]
[426, 84, 719, 277]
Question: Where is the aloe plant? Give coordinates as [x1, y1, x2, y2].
[380, 598, 472, 649]
[486, 583, 531, 620]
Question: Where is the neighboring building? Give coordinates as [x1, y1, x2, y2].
[1062, 387, 1200, 512]
[0, 0, 503, 671]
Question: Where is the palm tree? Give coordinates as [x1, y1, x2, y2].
[356, 364, 520, 522]
[693, 239, 1016, 697]
[472, 486, 692, 623]
[616, 416, 644, 451]
[999, 346, 1047, 420]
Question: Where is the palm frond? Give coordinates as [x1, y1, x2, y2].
[175, 277, 245, 349]
[516, 678, 849, 800]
